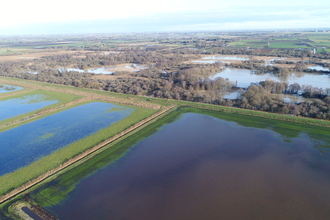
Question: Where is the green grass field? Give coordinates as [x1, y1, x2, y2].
[228, 32, 330, 50]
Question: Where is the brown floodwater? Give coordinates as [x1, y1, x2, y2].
[41, 113, 330, 220]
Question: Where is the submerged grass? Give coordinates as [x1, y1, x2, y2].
[0, 101, 156, 197]
[0, 89, 82, 127]
[28, 106, 330, 208]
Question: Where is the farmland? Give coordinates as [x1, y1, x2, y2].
[0, 30, 330, 219]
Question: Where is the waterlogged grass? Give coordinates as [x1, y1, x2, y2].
[30, 107, 177, 207]
[106, 107, 127, 112]
[0, 94, 58, 122]
[0, 90, 81, 127]
[41, 132, 56, 139]
[0, 76, 172, 107]
[29, 106, 330, 208]
[0, 102, 134, 177]
[0, 103, 156, 196]
[0, 85, 23, 93]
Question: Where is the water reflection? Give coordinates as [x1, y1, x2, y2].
[58, 64, 148, 74]
[0, 84, 23, 93]
[308, 65, 330, 71]
[33, 112, 330, 220]
[210, 68, 330, 89]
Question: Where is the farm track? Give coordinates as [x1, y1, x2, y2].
[0, 105, 173, 204]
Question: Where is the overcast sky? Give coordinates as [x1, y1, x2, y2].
[1, 0, 329, 34]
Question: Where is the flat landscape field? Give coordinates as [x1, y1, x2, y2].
[0, 78, 159, 202]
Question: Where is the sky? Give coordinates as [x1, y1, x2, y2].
[1, 0, 329, 35]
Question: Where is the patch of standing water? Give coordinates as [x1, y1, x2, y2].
[0, 84, 23, 93]
[124, 64, 148, 71]
[282, 94, 307, 103]
[59, 67, 113, 74]
[308, 65, 330, 71]
[0, 94, 58, 121]
[192, 60, 219, 64]
[0, 102, 134, 176]
[210, 68, 330, 89]
[203, 55, 249, 60]
[86, 67, 114, 74]
[223, 91, 241, 99]
[104, 52, 120, 54]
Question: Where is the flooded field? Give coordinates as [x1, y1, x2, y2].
[203, 55, 249, 61]
[59, 64, 148, 75]
[30, 109, 330, 220]
[210, 68, 330, 89]
[0, 102, 134, 176]
[0, 94, 58, 121]
[0, 85, 23, 93]
[193, 55, 286, 64]
[308, 65, 330, 71]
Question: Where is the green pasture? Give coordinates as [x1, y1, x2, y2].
[269, 42, 311, 49]
[229, 40, 268, 48]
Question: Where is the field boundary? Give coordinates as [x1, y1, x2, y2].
[0, 88, 36, 99]
[0, 105, 173, 204]
[0, 97, 92, 130]
[0, 78, 161, 110]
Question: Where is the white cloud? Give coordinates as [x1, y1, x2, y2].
[169, 18, 330, 31]
[0, 0, 329, 33]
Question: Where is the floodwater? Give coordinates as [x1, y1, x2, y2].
[308, 65, 330, 71]
[0, 84, 23, 93]
[32, 112, 330, 220]
[59, 64, 148, 74]
[59, 67, 113, 74]
[222, 90, 240, 99]
[192, 60, 219, 64]
[282, 94, 310, 103]
[0, 102, 134, 176]
[124, 64, 148, 71]
[0, 94, 58, 121]
[210, 68, 330, 89]
[203, 55, 249, 61]
[21, 207, 43, 220]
